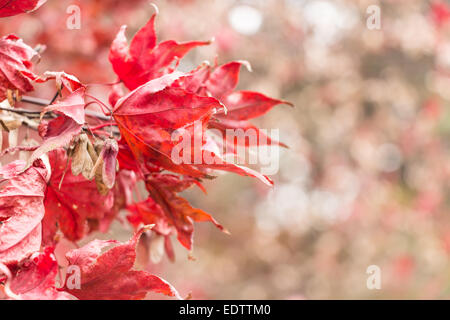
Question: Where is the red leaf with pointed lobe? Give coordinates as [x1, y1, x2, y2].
[32, 71, 84, 93]
[0, 5, 294, 302]
[64, 226, 180, 300]
[187, 61, 292, 120]
[128, 13, 158, 59]
[206, 60, 251, 100]
[201, 61, 292, 120]
[127, 198, 179, 260]
[200, 161, 273, 186]
[0, 34, 38, 100]
[113, 72, 223, 177]
[108, 82, 125, 108]
[0, 159, 48, 265]
[0, 0, 46, 18]
[218, 90, 293, 121]
[27, 87, 86, 169]
[100, 169, 137, 233]
[5, 247, 74, 300]
[42, 149, 114, 243]
[176, 61, 291, 149]
[197, 135, 274, 187]
[128, 174, 226, 251]
[109, 13, 210, 90]
[116, 136, 143, 174]
[208, 118, 288, 148]
[172, 62, 211, 94]
[41, 87, 85, 124]
[0, 159, 26, 179]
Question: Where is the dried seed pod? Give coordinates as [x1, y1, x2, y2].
[101, 138, 119, 189]
[0, 100, 38, 131]
[14, 89, 21, 102]
[91, 140, 108, 195]
[86, 137, 98, 163]
[71, 133, 94, 180]
[136, 232, 150, 269]
[0, 113, 22, 131]
[149, 234, 165, 264]
[90, 138, 119, 194]
[8, 128, 18, 148]
[6, 89, 14, 106]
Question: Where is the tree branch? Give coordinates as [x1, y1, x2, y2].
[20, 95, 112, 121]
[1, 96, 120, 136]
[0, 106, 41, 115]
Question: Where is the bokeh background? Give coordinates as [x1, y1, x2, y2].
[3, 0, 450, 299]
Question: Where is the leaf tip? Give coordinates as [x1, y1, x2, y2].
[187, 252, 196, 261]
[149, 2, 159, 15]
[283, 100, 294, 108]
[280, 143, 289, 149]
[142, 224, 155, 232]
[238, 60, 252, 72]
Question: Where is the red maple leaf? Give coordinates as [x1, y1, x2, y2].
[0, 34, 38, 101]
[42, 149, 114, 243]
[113, 72, 223, 177]
[99, 169, 137, 233]
[0, 5, 293, 301]
[1, 247, 74, 300]
[63, 226, 180, 300]
[178, 61, 292, 148]
[127, 173, 226, 252]
[0, 159, 48, 265]
[207, 61, 292, 146]
[27, 87, 86, 168]
[109, 11, 210, 90]
[32, 71, 84, 93]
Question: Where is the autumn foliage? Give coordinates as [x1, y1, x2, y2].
[0, 1, 290, 299]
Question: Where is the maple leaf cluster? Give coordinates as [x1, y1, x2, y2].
[0, 3, 290, 300]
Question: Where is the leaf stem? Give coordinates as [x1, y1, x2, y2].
[89, 122, 117, 131]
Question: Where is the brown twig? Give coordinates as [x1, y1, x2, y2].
[0, 106, 41, 114]
[2, 95, 119, 137]
[21, 95, 112, 121]
[20, 95, 49, 106]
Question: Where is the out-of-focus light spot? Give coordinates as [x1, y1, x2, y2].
[302, 1, 357, 45]
[310, 190, 340, 222]
[255, 184, 309, 234]
[284, 0, 308, 8]
[437, 42, 450, 69]
[376, 143, 403, 173]
[228, 5, 263, 35]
